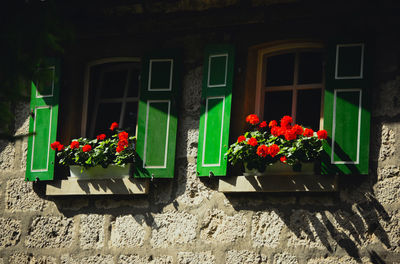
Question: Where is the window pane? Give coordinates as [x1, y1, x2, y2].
[265, 53, 295, 86]
[298, 52, 323, 84]
[264, 91, 293, 123]
[100, 70, 128, 99]
[123, 102, 138, 135]
[296, 89, 321, 130]
[128, 69, 140, 97]
[94, 103, 122, 134]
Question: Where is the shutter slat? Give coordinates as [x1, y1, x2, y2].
[135, 51, 181, 178]
[197, 45, 235, 177]
[322, 41, 371, 175]
[25, 58, 60, 181]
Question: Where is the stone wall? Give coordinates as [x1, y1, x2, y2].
[1, 10, 400, 264]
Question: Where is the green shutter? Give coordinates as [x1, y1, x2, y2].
[25, 58, 60, 181]
[322, 41, 371, 175]
[197, 45, 235, 177]
[134, 50, 182, 178]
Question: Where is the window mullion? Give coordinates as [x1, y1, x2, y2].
[292, 52, 300, 123]
[119, 67, 131, 128]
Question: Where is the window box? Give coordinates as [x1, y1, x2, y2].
[243, 162, 314, 176]
[69, 164, 132, 180]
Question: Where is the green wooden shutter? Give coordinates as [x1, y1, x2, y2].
[25, 58, 60, 181]
[197, 45, 235, 177]
[322, 41, 371, 175]
[134, 50, 182, 178]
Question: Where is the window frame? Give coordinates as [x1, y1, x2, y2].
[254, 41, 325, 128]
[81, 57, 141, 137]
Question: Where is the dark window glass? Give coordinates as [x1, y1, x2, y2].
[265, 53, 295, 86]
[298, 52, 323, 84]
[296, 89, 321, 129]
[100, 70, 127, 99]
[94, 103, 122, 135]
[123, 102, 138, 135]
[264, 91, 293, 122]
[128, 69, 140, 97]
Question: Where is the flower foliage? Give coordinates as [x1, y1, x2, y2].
[225, 114, 327, 172]
[51, 122, 136, 169]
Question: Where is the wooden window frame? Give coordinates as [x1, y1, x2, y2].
[81, 57, 140, 137]
[254, 41, 325, 128]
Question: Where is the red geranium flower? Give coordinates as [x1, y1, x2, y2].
[303, 128, 314, 137]
[51, 141, 61, 151]
[247, 137, 258, 146]
[70, 141, 79, 149]
[317, 129, 328, 140]
[97, 134, 106, 141]
[292, 124, 304, 136]
[271, 126, 280, 137]
[110, 122, 119, 131]
[259, 121, 267, 128]
[256, 145, 269, 157]
[245, 114, 260, 125]
[278, 126, 287, 136]
[57, 144, 65, 151]
[280, 156, 287, 163]
[118, 138, 128, 147]
[237, 135, 246, 143]
[118, 131, 129, 140]
[82, 144, 92, 152]
[269, 120, 277, 128]
[116, 146, 125, 153]
[280, 115, 293, 129]
[268, 144, 280, 157]
[284, 128, 297, 141]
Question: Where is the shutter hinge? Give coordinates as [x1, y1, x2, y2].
[209, 171, 214, 178]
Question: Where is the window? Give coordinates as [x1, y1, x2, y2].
[255, 42, 324, 129]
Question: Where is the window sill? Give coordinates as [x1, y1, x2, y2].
[45, 177, 149, 196]
[218, 174, 338, 193]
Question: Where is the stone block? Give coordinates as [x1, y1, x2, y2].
[225, 250, 267, 264]
[9, 253, 57, 264]
[177, 251, 215, 264]
[58, 197, 89, 211]
[375, 176, 400, 205]
[176, 116, 200, 159]
[379, 210, 400, 252]
[251, 211, 284, 248]
[0, 217, 20, 248]
[150, 211, 197, 248]
[6, 178, 46, 212]
[374, 76, 400, 118]
[272, 253, 298, 264]
[61, 254, 113, 264]
[14, 102, 30, 136]
[0, 140, 15, 171]
[119, 255, 173, 264]
[379, 124, 396, 161]
[25, 216, 74, 248]
[200, 209, 246, 243]
[176, 162, 214, 206]
[307, 256, 373, 264]
[287, 210, 326, 249]
[110, 215, 145, 247]
[182, 66, 202, 115]
[80, 214, 105, 249]
[379, 165, 400, 180]
[95, 198, 149, 209]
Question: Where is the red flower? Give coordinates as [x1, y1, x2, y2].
[292, 124, 304, 136]
[303, 128, 314, 137]
[259, 121, 267, 128]
[280, 115, 293, 129]
[57, 144, 65, 151]
[278, 126, 287, 136]
[116, 146, 125, 153]
[268, 144, 280, 157]
[118, 139, 128, 147]
[271, 126, 280, 137]
[70, 141, 79, 149]
[110, 122, 119, 131]
[82, 144, 92, 152]
[237, 135, 246, 143]
[284, 128, 297, 141]
[317, 129, 328, 140]
[247, 137, 258, 146]
[118, 131, 129, 140]
[97, 134, 106, 141]
[51, 141, 61, 151]
[245, 114, 260, 125]
[269, 120, 278, 128]
[256, 145, 269, 157]
[280, 156, 287, 163]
